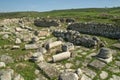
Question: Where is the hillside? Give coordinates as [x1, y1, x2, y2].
[0, 7, 120, 23]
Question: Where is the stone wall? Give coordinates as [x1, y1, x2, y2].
[67, 23, 120, 39]
[34, 19, 59, 27]
[53, 30, 99, 48]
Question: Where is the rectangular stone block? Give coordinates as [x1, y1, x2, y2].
[88, 59, 106, 70]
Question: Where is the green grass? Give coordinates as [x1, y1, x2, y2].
[0, 7, 120, 24]
[99, 36, 118, 47]
[8, 61, 37, 80]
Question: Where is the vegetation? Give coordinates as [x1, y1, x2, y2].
[0, 7, 120, 24]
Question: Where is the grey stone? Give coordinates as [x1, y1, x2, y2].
[22, 35, 31, 42]
[0, 55, 14, 64]
[82, 68, 96, 79]
[112, 43, 120, 49]
[31, 37, 39, 43]
[31, 52, 44, 62]
[59, 72, 79, 80]
[115, 61, 120, 67]
[37, 62, 59, 79]
[81, 74, 92, 80]
[88, 59, 106, 70]
[110, 75, 120, 80]
[100, 71, 108, 79]
[96, 48, 112, 59]
[0, 69, 24, 80]
[2, 34, 9, 39]
[13, 74, 24, 80]
[107, 66, 120, 73]
[65, 63, 73, 69]
[96, 47, 113, 63]
[92, 36, 100, 42]
[62, 42, 74, 52]
[37, 47, 47, 54]
[0, 69, 14, 80]
[35, 73, 48, 80]
[35, 30, 50, 37]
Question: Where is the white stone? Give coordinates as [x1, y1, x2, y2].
[81, 74, 92, 80]
[52, 51, 71, 62]
[2, 34, 9, 39]
[12, 45, 20, 49]
[100, 71, 108, 79]
[15, 38, 21, 44]
[65, 63, 73, 69]
[15, 27, 23, 32]
[34, 69, 40, 75]
[81, 52, 87, 55]
[25, 44, 38, 50]
[0, 62, 6, 68]
[76, 68, 83, 77]
[46, 41, 62, 50]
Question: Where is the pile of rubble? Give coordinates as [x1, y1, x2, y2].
[0, 69, 24, 80]
[0, 18, 120, 80]
[52, 29, 103, 48]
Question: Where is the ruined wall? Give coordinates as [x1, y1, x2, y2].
[53, 30, 98, 48]
[67, 23, 120, 39]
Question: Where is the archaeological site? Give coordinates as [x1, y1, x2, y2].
[0, 1, 120, 80]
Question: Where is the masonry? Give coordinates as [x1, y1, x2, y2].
[67, 23, 120, 39]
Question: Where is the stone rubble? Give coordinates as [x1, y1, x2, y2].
[53, 30, 99, 48]
[0, 69, 24, 80]
[0, 55, 14, 64]
[0, 18, 120, 80]
[37, 62, 59, 79]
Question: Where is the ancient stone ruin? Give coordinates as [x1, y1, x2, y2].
[34, 19, 59, 27]
[53, 29, 100, 48]
[0, 17, 120, 80]
[96, 47, 113, 63]
[67, 22, 120, 39]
